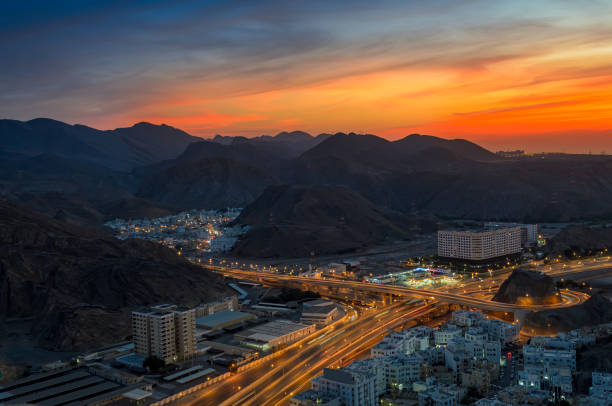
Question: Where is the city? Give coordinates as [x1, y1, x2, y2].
[2, 2, 612, 406]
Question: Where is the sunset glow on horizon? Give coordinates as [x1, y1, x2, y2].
[2, 1, 612, 152]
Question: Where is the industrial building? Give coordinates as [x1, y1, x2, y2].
[235, 320, 316, 351]
[437, 226, 521, 263]
[301, 300, 339, 326]
[132, 304, 196, 363]
[195, 296, 239, 318]
[195, 310, 255, 330]
[0, 367, 150, 405]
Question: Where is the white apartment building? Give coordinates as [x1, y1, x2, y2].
[480, 319, 520, 344]
[523, 345, 576, 374]
[434, 325, 463, 345]
[437, 227, 521, 261]
[590, 372, 612, 397]
[346, 358, 386, 397]
[521, 344, 576, 393]
[132, 304, 196, 363]
[382, 355, 422, 392]
[312, 368, 377, 406]
[452, 310, 486, 327]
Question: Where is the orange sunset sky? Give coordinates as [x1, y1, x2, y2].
[2, 1, 612, 152]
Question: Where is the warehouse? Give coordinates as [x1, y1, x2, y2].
[235, 320, 316, 351]
[195, 310, 255, 330]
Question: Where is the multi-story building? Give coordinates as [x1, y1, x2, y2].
[590, 371, 612, 397]
[417, 383, 466, 406]
[452, 310, 486, 327]
[289, 389, 341, 406]
[480, 319, 520, 344]
[437, 227, 521, 262]
[346, 358, 386, 396]
[521, 344, 576, 393]
[311, 368, 377, 406]
[484, 222, 539, 245]
[194, 296, 238, 318]
[132, 304, 196, 363]
[434, 325, 463, 345]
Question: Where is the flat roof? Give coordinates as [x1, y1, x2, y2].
[122, 388, 152, 401]
[176, 368, 216, 384]
[0, 370, 91, 399]
[196, 310, 254, 329]
[236, 320, 313, 340]
[12, 376, 103, 404]
[163, 365, 203, 381]
[38, 381, 119, 406]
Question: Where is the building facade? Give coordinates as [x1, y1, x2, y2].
[437, 227, 521, 261]
[132, 304, 196, 363]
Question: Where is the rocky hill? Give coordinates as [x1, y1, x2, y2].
[523, 295, 612, 334]
[0, 201, 231, 351]
[231, 184, 434, 257]
[0, 118, 200, 171]
[546, 225, 612, 256]
[493, 269, 561, 305]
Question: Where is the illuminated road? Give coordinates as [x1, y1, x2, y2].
[207, 266, 588, 311]
[180, 301, 435, 406]
[175, 260, 602, 405]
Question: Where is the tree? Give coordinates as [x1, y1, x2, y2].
[143, 356, 165, 373]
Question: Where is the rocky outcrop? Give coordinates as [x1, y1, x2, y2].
[524, 295, 612, 334]
[0, 200, 231, 351]
[493, 269, 561, 305]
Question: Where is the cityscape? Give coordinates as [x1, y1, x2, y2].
[2, 2, 612, 406]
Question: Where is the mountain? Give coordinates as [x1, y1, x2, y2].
[211, 130, 332, 158]
[0, 118, 200, 171]
[231, 184, 434, 258]
[0, 200, 231, 351]
[136, 141, 283, 209]
[392, 134, 498, 162]
[545, 226, 612, 256]
[492, 269, 561, 305]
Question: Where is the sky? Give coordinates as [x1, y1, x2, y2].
[1, 0, 612, 152]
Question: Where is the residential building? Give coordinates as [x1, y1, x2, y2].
[435, 324, 463, 345]
[481, 319, 520, 344]
[132, 304, 196, 363]
[290, 389, 341, 406]
[437, 227, 521, 261]
[590, 371, 612, 397]
[312, 368, 377, 406]
[452, 310, 486, 327]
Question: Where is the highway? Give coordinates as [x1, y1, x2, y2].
[181, 301, 436, 406]
[176, 259, 604, 405]
[206, 265, 589, 311]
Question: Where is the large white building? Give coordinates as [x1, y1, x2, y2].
[132, 304, 196, 363]
[520, 344, 576, 393]
[484, 222, 539, 245]
[437, 227, 521, 261]
[311, 368, 377, 406]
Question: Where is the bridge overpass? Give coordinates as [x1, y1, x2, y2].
[206, 266, 587, 313]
